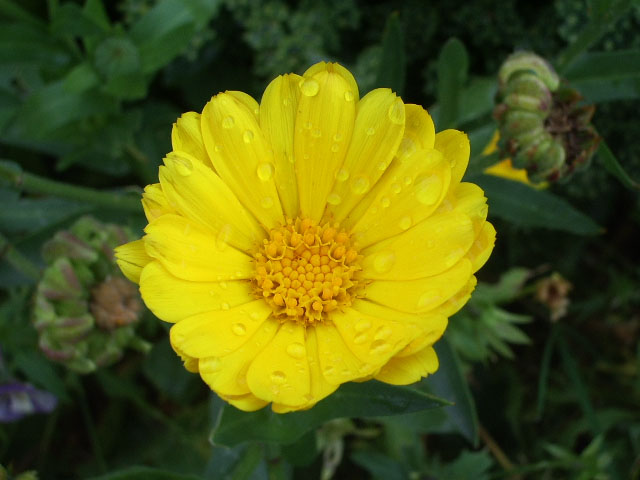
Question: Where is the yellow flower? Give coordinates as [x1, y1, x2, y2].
[115, 62, 495, 413]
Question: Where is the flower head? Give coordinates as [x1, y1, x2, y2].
[116, 62, 495, 412]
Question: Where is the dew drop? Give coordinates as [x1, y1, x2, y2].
[331, 143, 340, 153]
[418, 290, 442, 309]
[353, 334, 367, 345]
[222, 116, 235, 129]
[374, 326, 393, 340]
[391, 183, 402, 194]
[311, 129, 322, 138]
[232, 323, 247, 336]
[243, 130, 254, 143]
[355, 319, 371, 332]
[404, 176, 413, 186]
[397, 137, 416, 159]
[270, 371, 287, 384]
[304, 121, 312, 130]
[344, 90, 354, 102]
[282, 98, 291, 106]
[388, 98, 405, 125]
[261, 196, 274, 209]
[381, 197, 391, 208]
[351, 175, 370, 195]
[214, 144, 223, 153]
[221, 302, 230, 310]
[335, 168, 349, 182]
[377, 161, 387, 171]
[286, 342, 306, 359]
[300, 78, 319, 96]
[208, 289, 218, 298]
[415, 175, 442, 206]
[370, 339, 391, 354]
[173, 157, 193, 176]
[256, 162, 274, 181]
[249, 311, 261, 321]
[399, 216, 412, 230]
[373, 251, 396, 273]
[327, 192, 342, 205]
[183, 223, 192, 236]
[333, 133, 343, 142]
[366, 127, 375, 136]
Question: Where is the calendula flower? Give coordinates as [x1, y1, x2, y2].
[116, 62, 495, 412]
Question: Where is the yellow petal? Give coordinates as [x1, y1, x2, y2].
[198, 318, 279, 396]
[315, 323, 373, 385]
[171, 112, 209, 165]
[170, 299, 272, 358]
[144, 214, 253, 282]
[432, 276, 477, 318]
[260, 73, 302, 218]
[220, 392, 268, 412]
[305, 327, 339, 404]
[403, 104, 436, 151]
[114, 238, 152, 284]
[246, 323, 311, 407]
[361, 211, 475, 280]
[331, 303, 412, 369]
[139, 261, 253, 323]
[159, 151, 264, 252]
[304, 61, 359, 102]
[349, 148, 451, 247]
[363, 259, 472, 314]
[467, 221, 496, 272]
[141, 183, 175, 222]
[172, 342, 199, 373]
[448, 183, 489, 234]
[226, 90, 260, 122]
[325, 89, 405, 223]
[201, 92, 284, 229]
[294, 64, 356, 221]
[434, 130, 470, 186]
[394, 316, 448, 358]
[375, 345, 439, 385]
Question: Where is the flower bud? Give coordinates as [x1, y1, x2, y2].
[494, 51, 600, 183]
[33, 217, 150, 374]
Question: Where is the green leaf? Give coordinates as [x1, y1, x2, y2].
[212, 381, 450, 447]
[351, 451, 409, 480]
[63, 62, 100, 93]
[436, 37, 468, 129]
[470, 174, 603, 235]
[457, 77, 497, 126]
[88, 466, 202, 480]
[427, 337, 479, 445]
[596, 141, 640, 190]
[0, 197, 89, 235]
[375, 12, 406, 96]
[536, 325, 559, 419]
[13, 351, 70, 402]
[83, 0, 111, 32]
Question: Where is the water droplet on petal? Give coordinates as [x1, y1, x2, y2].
[351, 175, 370, 195]
[381, 197, 391, 208]
[282, 98, 291, 106]
[415, 175, 442, 205]
[261, 196, 274, 209]
[304, 121, 312, 130]
[374, 326, 393, 340]
[232, 323, 246, 336]
[331, 143, 340, 152]
[312, 129, 322, 138]
[243, 130, 254, 143]
[300, 78, 319, 96]
[388, 98, 405, 125]
[344, 90, 354, 102]
[222, 116, 235, 129]
[335, 168, 349, 182]
[333, 133, 343, 141]
[391, 183, 402, 194]
[355, 319, 371, 332]
[220, 281, 228, 289]
[370, 339, 391, 354]
[286, 342, 306, 359]
[373, 251, 395, 273]
[327, 192, 342, 205]
[399, 216, 412, 230]
[216, 224, 232, 251]
[404, 176, 412, 186]
[353, 334, 367, 345]
[270, 371, 286, 384]
[418, 290, 441, 309]
[397, 137, 416, 159]
[221, 302, 230, 310]
[256, 162, 274, 181]
[366, 127, 375, 136]
[249, 311, 261, 321]
[214, 144, 223, 153]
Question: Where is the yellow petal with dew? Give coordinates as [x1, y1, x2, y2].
[198, 318, 279, 396]
[394, 316, 448, 358]
[144, 214, 253, 282]
[349, 148, 451, 247]
[220, 393, 268, 412]
[170, 299, 272, 358]
[363, 258, 472, 314]
[226, 90, 260, 122]
[375, 346, 439, 385]
[304, 61, 359, 102]
[201, 92, 284, 229]
[434, 129, 470, 186]
[246, 322, 311, 407]
[432, 276, 477, 318]
[325, 88, 405, 223]
[448, 183, 489, 234]
[331, 304, 412, 369]
[402, 104, 436, 152]
[361, 211, 475, 281]
[294, 63, 356, 221]
[171, 112, 209, 165]
[467, 221, 496, 272]
[139, 261, 253, 323]
[141, 183, 174, 222]
[172, 342, 199, 373]
[260, 73, 302, 218]
[114, 238, 152, 284]
[159, 151, 264, 252]
[315, 322, 374, 385]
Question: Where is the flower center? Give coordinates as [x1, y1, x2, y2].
[253, 218, 361, 325]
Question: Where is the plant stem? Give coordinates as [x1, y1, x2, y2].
[0, 160, 142, 213]
[479, 425, 521, 480]
[75, 377, 107, 473]
[0, 232, 41, 280]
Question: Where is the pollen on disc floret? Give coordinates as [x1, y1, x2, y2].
[253, 218, 361, 325]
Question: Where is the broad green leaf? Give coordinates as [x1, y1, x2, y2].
[49, 3, 105, 39]
[63, 62, 100, 93]
[457, 77, 497, 126]
[470, 174, 602, 235]
[0, 197, 89, 234]
[375, 12, 406, 96]
[596, 141, 640, 190]
[427, 337, 479, 445]
[427, 450, 494, 480]
[0, 22, 71, 72]
[142, 338, 200, 402]
[83, 0, 110, 31]
[13, 351, 70, 402]
[351, 451, 409, 480]
[436, 37, 468, 129]
[212, 381, 449, 447]
[88, 467, 202, 480]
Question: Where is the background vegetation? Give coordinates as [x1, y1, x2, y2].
[1, 0, 639, 478]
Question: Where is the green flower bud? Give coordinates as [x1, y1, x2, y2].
[494, 51, 600, 183]
[34, 216, 149, 374]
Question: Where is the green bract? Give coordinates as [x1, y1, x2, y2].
[33, 217, 149, 374]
